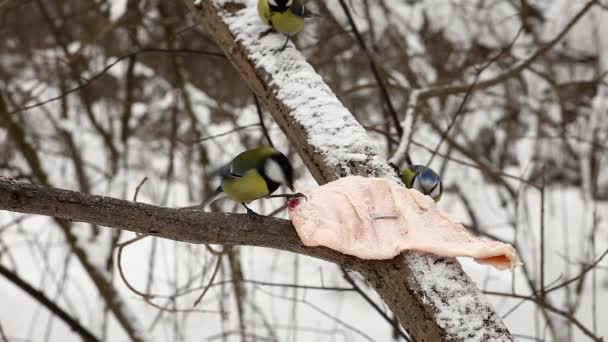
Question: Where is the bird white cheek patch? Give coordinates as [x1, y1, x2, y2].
[288, 176, 520, 271]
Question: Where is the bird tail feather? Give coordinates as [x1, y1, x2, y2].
[181, 186, 225, 210]
[200, 186, 226, 209]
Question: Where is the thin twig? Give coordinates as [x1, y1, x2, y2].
[193, 255, 223, 307]
[341, 269, 411, 341]
[133, 278, 355, 300]
[256, 286, 376, 342]
[591, 210, 598, 335]
[133, 177, 148, 202]
[178, 123, 261, 145]
[403, 0, 599, 101]
[9, 48, 225, 115]
[539, 166, 546, 301]
[254, 95, 275, 148]
[545, 247, 608, 294]
[484, 290, 603, 341]
[112, 177, 151, 298]
[117, 235, 151, 298]
[0, 264, 101, 342]
[389, 0, 598, 166]
[142, 298, 220, 315]
[337, 0, 402, 138]
[116, 235, 223, 314]
[425, 27, 524, 166]
[0, 321, 8, 342]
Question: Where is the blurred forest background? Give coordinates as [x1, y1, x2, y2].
[1, 0, 607, 341]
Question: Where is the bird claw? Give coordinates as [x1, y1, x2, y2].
[289, 192, 307, 201]
[286, 193, 307, 210]
[246, 208, 262, 219]
[259, 27, 275, 38]
[278, 36, 290, 51]
[266, 193, 307, 201]
[241, 203, 262, 219]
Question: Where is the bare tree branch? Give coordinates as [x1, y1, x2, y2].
[0, 177, 354, 263]
[337, 0, 402, 138]
[7, 48, 225, 116]
[0, 263, 101, 342]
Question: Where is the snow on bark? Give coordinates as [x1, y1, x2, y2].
[185, 0, 514, 340]
[193, 0, 398, 182]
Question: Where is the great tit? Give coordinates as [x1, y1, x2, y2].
[257, 0, 316, 49]
[390, 162, 443, 202]
[201, 147, 299, 214]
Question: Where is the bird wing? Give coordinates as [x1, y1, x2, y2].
[199, 186, 227, 209]
[230, 147, 275, 176]
[221, 169, 271, 203]
[219, 163, 242, 179]
[257, 0, 271, 24]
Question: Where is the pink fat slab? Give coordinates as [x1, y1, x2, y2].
[288, 176, 520, 271]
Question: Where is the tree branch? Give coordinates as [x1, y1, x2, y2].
[0, 178, 355, 264]
[181, 1, 513, 341]
[0, 263, 100, 342]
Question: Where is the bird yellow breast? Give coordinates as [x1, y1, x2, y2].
[257, 1, 305, 35]
[221, 170, 270, 203]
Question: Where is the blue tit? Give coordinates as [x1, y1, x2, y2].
[400, 165, 443, 202]
[257, 0, 315, 49]
[201, 147, 298, 214]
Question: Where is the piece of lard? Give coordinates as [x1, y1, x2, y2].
[288, 176, 520, 271]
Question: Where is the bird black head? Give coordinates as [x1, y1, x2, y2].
[268, 0, 293, 11]
[261, 151, 295, 191]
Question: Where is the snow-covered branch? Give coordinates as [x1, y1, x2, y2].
[184, 0, 514, 340]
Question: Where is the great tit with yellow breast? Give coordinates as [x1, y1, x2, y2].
[201, 147, 301, 215]
[257, 0, 316, 50]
